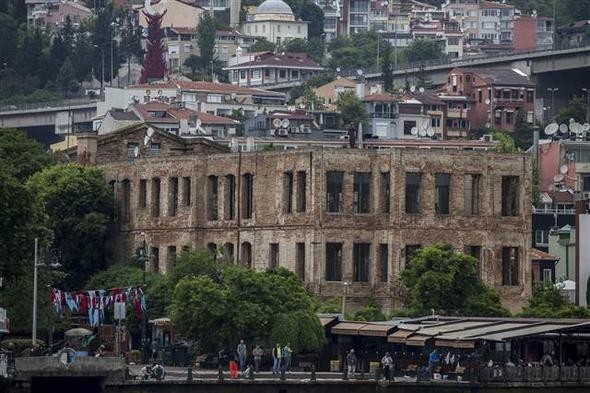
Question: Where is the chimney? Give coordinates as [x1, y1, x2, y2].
[76, 132, 98, 166]
[230, 0, 241, 28]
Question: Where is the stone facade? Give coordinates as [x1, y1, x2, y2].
[80, 124, 532, 313]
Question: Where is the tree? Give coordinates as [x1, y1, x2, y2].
[400, 244, 509, 316]
[493, 131, 519, 153]
[352, 298, 386, 322]
[120, 12, 144, 84]
[55, 58, 79, 97]
[140, 8, 167, 83]
[282, 37, 324, 63]
[71, 30, 95, 82]
[0, 12, 18, 69]
[300, 86, 324, 111]
[249, 38, 276, 53]
[336, 90, 367, 127]
[92, 4, 122, 84]
[0, 129, 54, 181]
[403, 39, 445, 63]
[299, 2, 324, 38]
[556, 95, 587, 124]
[183, 55, 201, 79]
[520, 284, 590, 318]
[381, 44, 394, 92]
[197, 13, 216, 68]
[26, 164, 114, 288]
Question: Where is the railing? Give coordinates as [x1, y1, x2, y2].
[370, 112, 398, 119]
[480, 366, 590, 383]
[533, 207, 576, 215]
[0, 97, 99, 113]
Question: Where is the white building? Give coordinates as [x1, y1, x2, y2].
[240, 0, 308, 46]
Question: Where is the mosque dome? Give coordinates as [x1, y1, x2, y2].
[256, 0, 294, 15]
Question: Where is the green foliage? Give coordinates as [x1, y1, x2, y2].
[328, 31, 385, 71]
[400, 244, 509, 316]
[493, 131, 519, 153]
[55, 58, 79, 97]
[198, 12, 216, 66]
[299, 2, 324, 38]
[300, 86, 325, 111]
[0, 129, 54, 181]
[282, 37, 324, 63]
[336, 90, 367, 127]
[352, 298, 386, 322]
[26, 164, 114, 288]
[381, 44, 394, 92]
[520, 284, 590, 318]
[556, 95, 587, 124]
[403, 39, 445, 63]
[316, 298, 341, 313]
[249, 38, 276, 53]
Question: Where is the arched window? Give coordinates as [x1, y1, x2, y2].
[241, 242, 252, 268]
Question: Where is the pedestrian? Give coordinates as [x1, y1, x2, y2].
[272, 343, 282, 374]
[283, 343, 293, 373]
[253, 345, 263, 372]
[218, 348, 228, 369]
[428, 349, 440, 376]
[346, 349, 358, 378]
[381, 352, 393, 380]
[237, 339, 247, 371]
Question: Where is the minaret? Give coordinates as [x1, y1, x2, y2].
[230, 0, 241, 28]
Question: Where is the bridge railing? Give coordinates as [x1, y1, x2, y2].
[0, 97, 100, 113]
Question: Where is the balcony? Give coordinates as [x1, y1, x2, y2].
[370, 112, 398, 119]
[447, 109, 468, 119]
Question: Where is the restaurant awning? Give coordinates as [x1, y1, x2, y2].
[388, 329, 416, 343]
[319, 315, 339, 328]
[405, 334, 431, 346]
[331, 322, 367, 336]
[358, 323, 397, 337]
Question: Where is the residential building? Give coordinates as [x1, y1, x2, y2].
[531, 248, 559, 285]
[25, 0, 92, 30]
[314, 0, 342, 42]
[194, 0, 229, 11]
[215, 30, 256, 65]
[243, 110, 316, 137]
[410, 17, 464, 58]
[442, 68, 535, 132]
[163, 27, 198, 75]
[548, 225, 577, 282]
[70, 124, 533, 312]
[438, 94, 472, 138]
[240, 0, 308, 45]
[224, 52, 324, 90]
[304, 78, 357, 110]
[537, 140, 590, 195]
[558, 20, 590, 48]
[98, 79, 287, 119]
[138, 0, 204, 30]
[344, 0, 370, 35]
[443, 0, 481, 43]
[513, 15, 554, 51]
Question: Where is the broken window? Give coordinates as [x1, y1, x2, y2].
[502, 247, 519, 286]
[296, 242, 305, 281]
[353, 243, 370, 282]
[168, 177, 178, 217]
[269, 243, 279, 269]
[182, 177, 191, 207]
[381, 172, 390, 214]
[151, 178, 161, 217]
[151, 247, 160, 273]
[405, 245, 422, 268]
[464, 174, 481, 215]
[405, 173, 421, 214]
[224, 175, 235, 220]
[501, 176, 520, 216]
[241, 242, 252, 267]
[296, 171, 306, 212]
[435, 173, 451, 215]
[224, 242, 234, 262]
[242, 173, 254, 219]
[353, 172, 371, 214]
[379, 244, 388, 282]
[325, 242, 343, 281]
[283, 171, 293, 214]
[207, 175, 218, 221]
[326, 171, 344, 213]
[139, 179, 147, 209]
[166, 245, 176, 272]
[121, 179, 131, 222]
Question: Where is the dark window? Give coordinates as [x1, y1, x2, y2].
[403, 120, 417, 135]
[279, 69, 286, 78]
[501, 176, 519, 216]
[526, 90, 534, 103]
[151, 178, 161, 217]
[464, 174, 481, 215]
[127, 143, 139, 160]
[149, 142, 161, 156]
[207, 175, 218, 220]
[167, 246, 176, 272]
[139, 179, 147, 209]
[405, 245, 421, 268]
[353, 172, 371, 214]
[151, 247, 160, 273]
[464, 245, 481, 274]
[353, 243, 370, 282]
[296, 171, 306, 212]
[224, 242, 234, 262]
[296, 242, 305, 281]
[168, 177, 178, 217]
[269, 243, 279, 268]
[325, 243, 343, 281]
[241, 242, 252, 267]
[326, 171, 344, 213]
[242, 173, 254, 219]
[381, 172, 390, 213]
[435, 173, 451, 215]
[379, 244, 388, 282]
[224, 174, 235, 220]
[583, 175, 590, 191]
[502, 247, 519, 286]
[405, 173, 421, 214]
[506, 111, 513, 124]
[478, 90, 482, 103]
[283, 171, 293, 214]
[182, 177, 191, 206]
[207, 243, 217, 260]
[121, 179, 131, 222]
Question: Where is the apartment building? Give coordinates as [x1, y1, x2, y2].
[71, 124, 532, 312]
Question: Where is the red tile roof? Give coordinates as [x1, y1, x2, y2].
[362, 93, 399, 103]
[531, 248, 559, 261]
[168, 108, 239, 125]
[132, 103, 238, 125]
[227, 52, 323, 69]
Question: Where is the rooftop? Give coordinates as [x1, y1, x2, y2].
[226, 53, 323, 70]
[458, 67, 535, 87]
[530, 248, 559, 261]
[128, 79, 286, 98]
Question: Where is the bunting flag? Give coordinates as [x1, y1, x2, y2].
[50, 286, 147, 326]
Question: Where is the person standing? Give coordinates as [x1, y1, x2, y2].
[283, 343, 293, 373]
[272, 343, 282, 374]
[381, 352, 393, 380]
[253, 345, 263, 372]
[237, 339, 247, 371]
[346, 349, 358, 378]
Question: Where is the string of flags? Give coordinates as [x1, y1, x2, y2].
[50, 287, 147, 327]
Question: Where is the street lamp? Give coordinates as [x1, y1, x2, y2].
[32, 238, 61, 346]
[341, 281, 351, 318]
[110, 20, 120, 87]
[547, 87, 559, 120]
[582, 88, 590, 123]
[93, 45, 105, 95]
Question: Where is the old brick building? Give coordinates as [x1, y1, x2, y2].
[74, 123, 533, 313]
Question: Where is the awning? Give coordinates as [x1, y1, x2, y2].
[434, 339, 476, 349]
[331, 322, 367, 336]
[319, 316, 339, 328]
[358, 323, 396, 337]
[474, 323, 590, 342]
[406, 334, 431, 346]
[388, 329, 416, 343]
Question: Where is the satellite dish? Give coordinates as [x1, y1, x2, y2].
[133, 146, 139, 158]
[143, 135, 150, 146]
[410, 127, 418, 136]
[356, 69, 363, 76]
[548, 184, 556, 192]
[281, 119, 290, 128]
[419, 87, 425, 93]
[560, 165, 569, 175]
[426, 128, 435, 137]
[544, 123, 558, 135]
[583, 123, 590, 132]
[272, 118, 282, 128]
[559, 123, 569, 134]
[399, 88, 404, 94]
[571, 122, 583, 134]
[485, 98, 491, 105]
[147, 127, 155, 137]
[570, 118, 575, 123]
[553, 174, 564, 183]
[410, 86, 416, 93]
[336, 67, 341, 73]
[418, 128, 427, 137]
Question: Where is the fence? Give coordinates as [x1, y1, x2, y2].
[0, 97, 99, 113]
[479, 366, 590, 383]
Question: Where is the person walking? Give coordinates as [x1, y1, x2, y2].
[237, 339, 247, 371]
[253, 345, 263, 372]
[272, 343, 282, 374]
[381, 352, 393, 380]
[283, 343, 293, 373]
[346, 349, 358, 378]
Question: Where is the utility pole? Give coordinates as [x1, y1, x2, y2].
[32, 238, 38, 346]
[582, 88, 590, 123]
[94, 45, 105, 95]
[341, 281, 350, 318]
